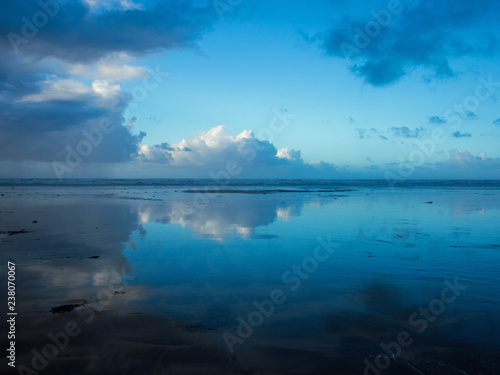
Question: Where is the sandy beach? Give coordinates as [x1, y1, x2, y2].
[1, 180, 499, 374]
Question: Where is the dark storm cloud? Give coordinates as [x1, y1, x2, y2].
[0, 0, 215, 164]
[0, 0, 214, 62]
[320, 0, 499, 85]
[0, 68, 141, 162]
[0, 100, 107, 133]
[0, 102, 143, 162]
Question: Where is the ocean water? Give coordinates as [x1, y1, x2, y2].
[1, 180, 499, 374]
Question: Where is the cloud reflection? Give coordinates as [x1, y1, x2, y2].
[135, 193, 308, 240]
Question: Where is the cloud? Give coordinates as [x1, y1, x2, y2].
[389, 126, 424, 138]
[95, 63, 147, 81]
[0, 1, 215, 166]
[137, 125, 342, 178]
[83, 0, 145, 12]
[277, 147, 301, 161]
[319, 0, 500, 85]
[429, 116, 447, 124]
[0, 71, 143, 163]
[18, 77, 126, 107]
[447, 149, 496, 165]
[19, 78, 93, 103]
[357, 126, 428, 141]
[356, 127, 382, 140]
[67, 56, 149, 82]
[138, 126, 273, 166]
[452, 131, 472, 138]
[351, 59, 405, 87]
[385, 149, 500, 180]
[355, 128, 367, 139]
[464, 111, 478, 120]
[0, 1, 215, 63]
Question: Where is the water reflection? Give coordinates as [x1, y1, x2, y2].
[1, 186, 499, 374]
[0, 198, 151, 315]
[135, 193, 305, 240]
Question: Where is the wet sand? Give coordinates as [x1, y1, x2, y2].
[1, 182, 499, 374]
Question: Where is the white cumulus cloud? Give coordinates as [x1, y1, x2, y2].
[20, 78, 92, 103]
[136, 125, 341, 178]
[277, 147, 301, 161]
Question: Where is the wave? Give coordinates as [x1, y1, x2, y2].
[1, 178, 500, 189]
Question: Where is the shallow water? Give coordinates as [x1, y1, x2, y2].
[1, 181, 499, 374]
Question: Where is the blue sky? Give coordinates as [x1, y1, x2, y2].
[1, 0, 500, 179]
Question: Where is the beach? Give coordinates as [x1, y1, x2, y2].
[1, 180, 499, 374]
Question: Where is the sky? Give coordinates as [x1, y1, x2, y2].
[1, 0, 500, 179]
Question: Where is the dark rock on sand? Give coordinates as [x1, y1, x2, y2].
[181, 323, 214, 333]
[50, 303, 83, 314]
[0, 229, 32, 236]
